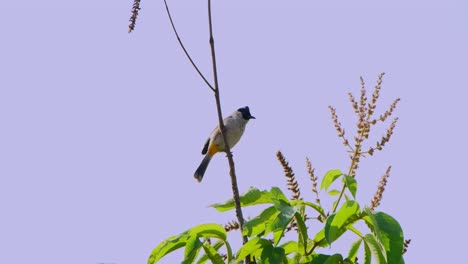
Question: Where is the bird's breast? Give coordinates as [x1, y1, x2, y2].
[212, 119, 247, 151]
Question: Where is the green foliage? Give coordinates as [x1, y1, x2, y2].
[201, 243, 225, 264]
[365, 211, 404, 264]
[196, 240, 225, 264]
[147, 75, 407, 263]
[347, 239, 362, 261]
[363, 234, 387, 264]
[343, 176, 357, 199]
[148, 179, 406, 264]
[325, 201, 360, 244]
[321, 169, 343, 191]
[210, 187, 288, 212]
[148, 223, 232, 264]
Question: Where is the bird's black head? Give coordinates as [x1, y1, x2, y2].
[238, 106, 255, 120]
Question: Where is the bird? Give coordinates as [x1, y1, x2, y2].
[194, 106, 255, 182]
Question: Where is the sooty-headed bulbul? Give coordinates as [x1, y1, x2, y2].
[194, 106, 255, 182]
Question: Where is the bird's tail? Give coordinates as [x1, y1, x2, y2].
[194, 155, 212, 182]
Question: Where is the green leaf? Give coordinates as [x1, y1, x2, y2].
[196, 240, 224, 264]
[344, 194, 350, 201]
[347, 239, 362, 261]
[267, 200, 298, 245]
[272, 229, 286, 247]
[347, 225, 363, 237]
[305, 253, 333, 264]
[363, 211, 405, 263]
[295, 212, 308, 255]
[236, 237, 272, 262]
[328, 189, 341, 196]
[278, 241, 298, 255]
[243, 206, 279, 237]
[363, 207, 382, 243]
[363, 233, 387, 264]
[201, 243, 224, 264]
[291, 253, 302, 263]
[364, 241, 372, 264]
[312, 228, 329, 248]
[300, 201, 326, 218]
[261, 246, 286, 264]
[271, 197, 293, 210]
[182, 236, 202, 264]
[323, 254, 343, 264]
[343, 175, 357, 199]
[373, 212, 404, 264]
[293, 253, 308, 263]
[321, 169, 343, 191]
[211, 187, 288, 212]
[189, 223, 227, 241]
[148, 223, 227, 264]
[243, 202, 297, 246]
[148, 234, 191, 264]
[298, 253, 345, 264]
[325, 200, 360, 243]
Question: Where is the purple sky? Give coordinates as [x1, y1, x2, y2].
[1, 1, 467, 263]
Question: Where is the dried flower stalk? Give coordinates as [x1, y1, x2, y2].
[285, 220, 298, 233]
[349, 92, 359, 115]
[331, 73, 400, 212]
[359, 76, 368, 116]
[285, 214, 310, 233]
[276, 151, 301, 200]
[379, 98, 401, 122]
[128, 0, 141, 33]
[306, 158, 321, 205]
[375, 117, 398, 151]
[402, 239, 411, 255]
[370, 166, 391, 210]
[224, 221, 240, 232]
[368, 72, 385, 117]
[328, 106, 351, 149]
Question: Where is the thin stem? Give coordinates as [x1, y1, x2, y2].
[332, 177, 349, 214]
[348, 227, 364, 239]
[358, 150, 371, 155]
[207, 0, 248, 248]
[307, 239, 323, 255]
[163, 0, 215, 92]
[345, 145, 355, 153]
[332, 129, 365, 213]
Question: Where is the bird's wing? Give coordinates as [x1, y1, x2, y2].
[202, 114, 235, 155]
[201, 138, 210, 155]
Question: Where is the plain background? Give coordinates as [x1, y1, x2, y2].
[1, 0, 467, 263]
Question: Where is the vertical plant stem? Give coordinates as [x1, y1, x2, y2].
[207, 0, 249, 250]
[332, 129, 365, 213]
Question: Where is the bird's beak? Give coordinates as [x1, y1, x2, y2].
[250, 116, 256, 119]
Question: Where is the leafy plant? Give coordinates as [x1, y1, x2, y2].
[147, 74, 409, 264]
[128, 1, 409, 263]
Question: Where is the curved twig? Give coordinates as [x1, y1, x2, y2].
[163, 0, 215, 92]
